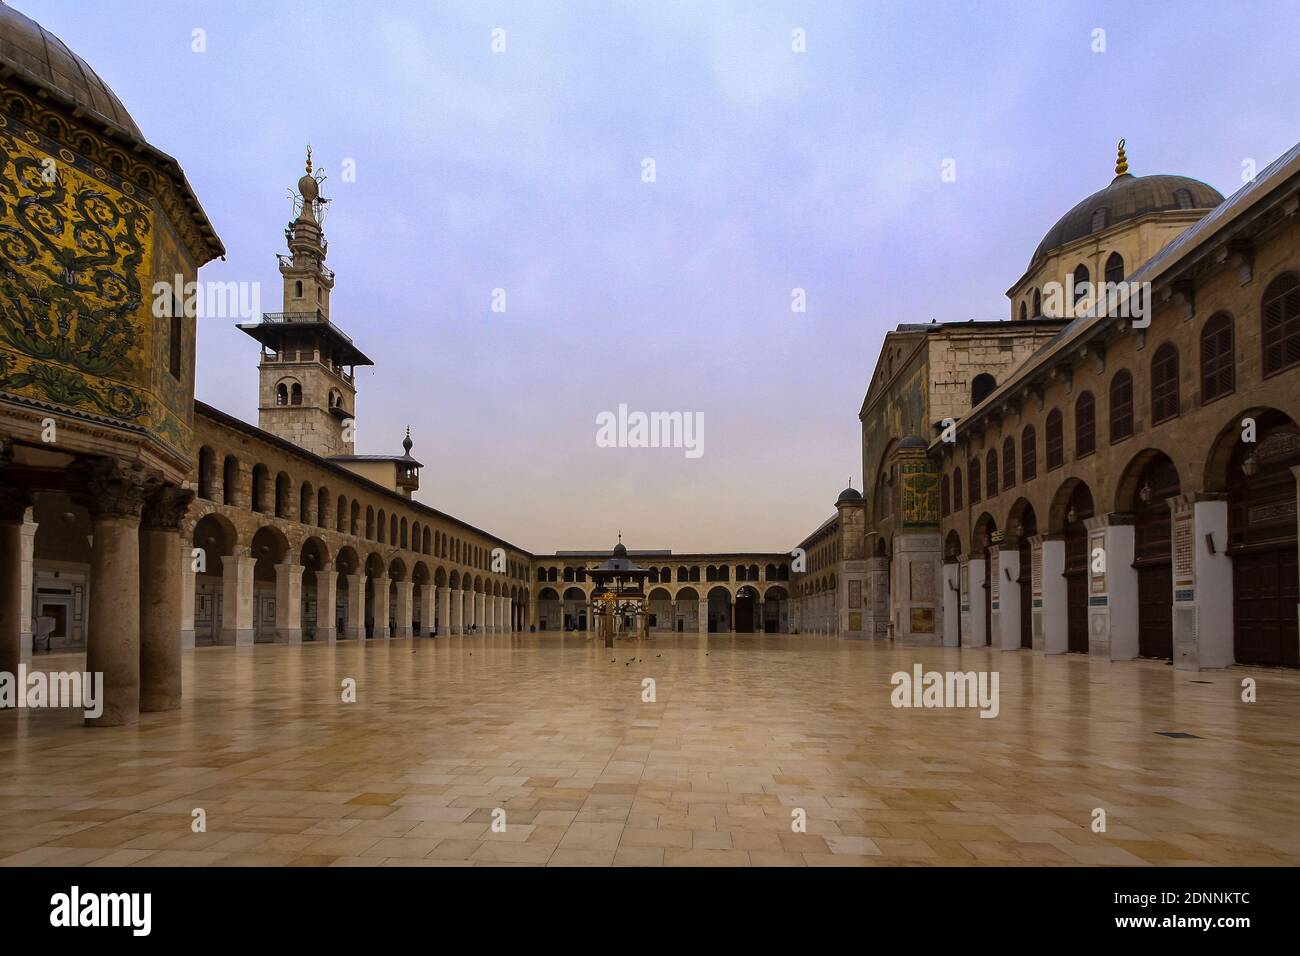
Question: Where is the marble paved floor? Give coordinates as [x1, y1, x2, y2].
[1, 634, 1297, 867]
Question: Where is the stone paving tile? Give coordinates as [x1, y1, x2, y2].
[0, 635, 1296, 868]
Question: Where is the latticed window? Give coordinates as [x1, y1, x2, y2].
[1021, 426, 1036, 481]
[1045, 410, 1064, 469]
[1262, 273, 1300, 377]
[968, 457, 981, 505]
[1075, 391, 1096, 457]
[1002, 437, 1015, 489]
[1200, 312, 1234, 403]
[1110, 369, 1133, 442]
[953, 468, 963, 511]
[1151, 343, 1180, 424]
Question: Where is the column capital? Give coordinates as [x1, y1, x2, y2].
[142, 484, 195, 531]
[0, 484, 34, 521]
[68, 457, 150, 520]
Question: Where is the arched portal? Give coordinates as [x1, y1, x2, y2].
[763, 586, 788, 633]
[1059, 482, 1095, 653]
[250, 526, 289, 642]
[1007, 500, 1037, 649]
[1117, 451, 1180, 659]
[1225, 411, 1300, 667]
[707, 586, 732, 633]
[299, 536, 329, 641]
[734, 585, 758, 633]
[191, 513, 236, 646]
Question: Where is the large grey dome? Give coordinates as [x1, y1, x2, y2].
[1031, 146, 1222, 266]
[0, 3, 143, 140]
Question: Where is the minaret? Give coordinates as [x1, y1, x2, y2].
[238, 147, 373, 458]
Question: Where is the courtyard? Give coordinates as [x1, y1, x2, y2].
[0, 635, 1296, 867]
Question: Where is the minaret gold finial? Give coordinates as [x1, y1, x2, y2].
[305, 145, 313, 176]
[1114, 138, 1129, 177]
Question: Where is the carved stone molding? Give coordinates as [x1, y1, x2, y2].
[142, 484, 195, 532]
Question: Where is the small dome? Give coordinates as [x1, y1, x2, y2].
[612, 541, 628, 558]
[898, 435, 929, 450]
[0, 5, 142, 139]
[836, 486, 862, 504]
[298, 174, 319, 202]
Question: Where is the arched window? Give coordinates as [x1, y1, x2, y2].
[1032, 289, 1042, 318]
[300, 482, 313, 524]
[251, 464, 269, 513]
[986, 448, 999, 497]
[1021, 426, 1036, 481]
[1261, 272, 1300, 377]
[1002, 436, 1015, 490]
[952, 467, 963, 511]
[971, 373, 997, 406]
[197, 447, 215, 500]
[294, 280, 303, 298]
[275, 383, 288, 406]
[1019, 301, 1027, 322]
[1109, 369, 1134, 442]
[223, 456, 239, 506]
[1045, 410, 1064, 470]
[290, 383, 302, 405]
[1151, 343, 1180, 424]
[940, 475, 950, 517]
[1104, 251, 1124, 285]
[1075, 391, 1096, 458]
[1173, 188, 1194, 209]
[968, 457, 981, 505]
[1200, 312, 1234, 404]
[1072, 264, 1090, 312]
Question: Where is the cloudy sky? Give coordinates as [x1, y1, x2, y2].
[19, 0, 1300, 553]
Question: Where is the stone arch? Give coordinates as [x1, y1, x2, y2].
[943, 529, 962, 559]
[388, 557, 407, 582]
[1114, 448, 1182, 513]
[335, 545, 360, 576]
[1048, 476, 1094, 534]
[972, 512, 998, 554]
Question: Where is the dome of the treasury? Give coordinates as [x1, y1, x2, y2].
[836, 485, 863, 504]
[0, 3, 143, 140]
[1030, 141, 1223, 267]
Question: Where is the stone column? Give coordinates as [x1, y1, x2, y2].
[1086, 514, 1137, 661]
[19, 512, 36, 660]
[418, 584, 435, 636]
[180, 549, 197, 651]
[394, 580, 414, 638]
[74, 460, 148, 727]
[1186, 493, 1233, 670]
[940, 559, 959, 646]
[274, 562, 304, 644]
[372, 577, 390, 639]
[485, 594, 496, 633]
[437, 586, 451, 636]
[966, 554, 987, 647]
[220, 551, 256, 646]
[1038, 535, 1067, 655]
[0, 487, 34, 682]
[474, 592, 485, 632]
[139, 485, 192, 712]
[315, 569, 338, 643]
[450, 588, 463, 635]
[345, 572, 366, 639]
[997, 545, 1021, 651]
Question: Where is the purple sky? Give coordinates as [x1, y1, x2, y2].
[18, 0, 1300, 553]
